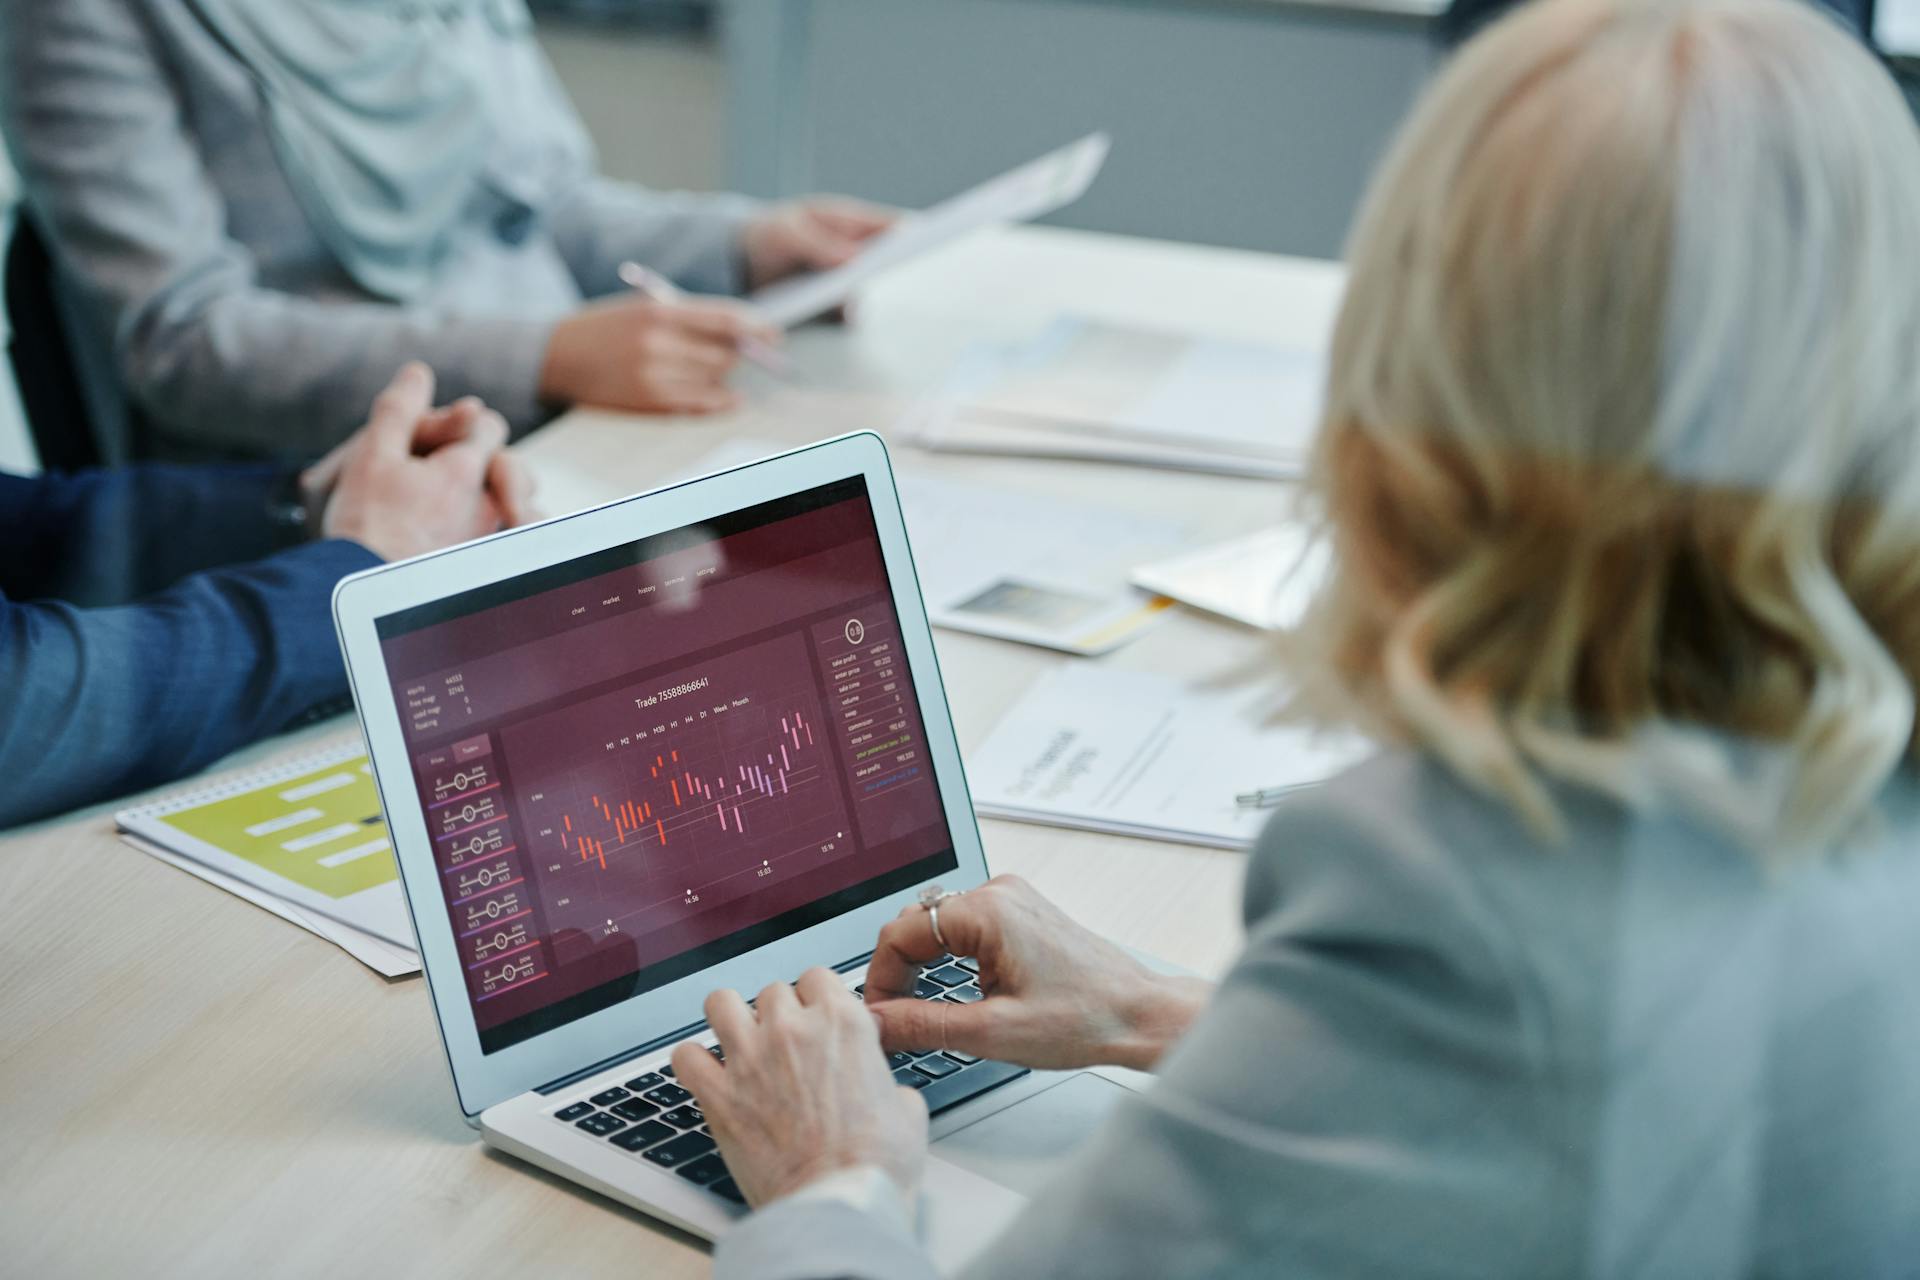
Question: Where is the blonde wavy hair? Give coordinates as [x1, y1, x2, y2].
[1290, 0, 1920, 849]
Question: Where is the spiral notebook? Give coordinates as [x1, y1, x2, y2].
[115, 742, 419, 974]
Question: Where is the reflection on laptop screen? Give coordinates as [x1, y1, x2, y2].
[375, 477, 957, 1054]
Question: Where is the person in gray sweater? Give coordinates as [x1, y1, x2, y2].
[0, 0, 889, 461]
[658, 0, 1920, 1274]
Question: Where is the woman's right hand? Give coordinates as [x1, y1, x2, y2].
[538, 294, 781, 415]
[863, 875, 1212, 1073]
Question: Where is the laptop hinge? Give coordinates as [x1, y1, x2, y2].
[534, 949, 877, 1096]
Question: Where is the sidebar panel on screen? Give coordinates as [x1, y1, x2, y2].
[376, 480, 957, 1054]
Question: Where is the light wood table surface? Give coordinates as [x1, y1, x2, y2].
[0, 224, 1344, 1276]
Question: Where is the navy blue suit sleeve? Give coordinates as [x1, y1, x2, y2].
[0, 463, 295, 605]
[0, 538, 382, 828]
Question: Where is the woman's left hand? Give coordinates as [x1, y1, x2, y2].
[672, 967, 929, 1208]
[741, 197, 896, 291]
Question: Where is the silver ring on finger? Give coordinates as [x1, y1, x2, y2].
[917, 883, 962, 954]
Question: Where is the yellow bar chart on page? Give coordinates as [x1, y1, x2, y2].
[155, 754, 394, 898]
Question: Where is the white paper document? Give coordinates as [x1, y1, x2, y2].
[892, 471, 1188, 653]
[115, 743, 417, 950]
[1131, 524, 1329, 631]
[903, 316, 1325, 478]
[120, 834, 420, 978]
[966, 665, 1372, 848]
[749, 133, 1111, 328]
[1878, 0, 1920, 54]
[677, 440, 1193, 653]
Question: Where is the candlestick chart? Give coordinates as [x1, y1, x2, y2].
[503, 633, 853, 962]
[559, 708, 821, 870]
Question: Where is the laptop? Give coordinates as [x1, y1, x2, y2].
[332, 433, 1152, 1267]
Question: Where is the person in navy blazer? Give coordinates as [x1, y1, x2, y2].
[0, 364, 536, 828]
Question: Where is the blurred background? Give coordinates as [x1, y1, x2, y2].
[3, 0, 1914, 472]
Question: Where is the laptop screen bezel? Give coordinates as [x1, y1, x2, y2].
[333, 433, 991, 1119]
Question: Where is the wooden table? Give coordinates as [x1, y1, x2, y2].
[0, 225, 1344, 1275]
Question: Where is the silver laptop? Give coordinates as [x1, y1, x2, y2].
[333, 433, 1151, 1268]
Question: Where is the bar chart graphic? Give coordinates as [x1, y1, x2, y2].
[559, 709, 820, 870]
[156, 753, 394, 899]
[501, 632, 851, 960]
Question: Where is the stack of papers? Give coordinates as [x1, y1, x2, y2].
[902, 316, 1326, 479]
[965, 664, 1371, 848]
[117, 743, 419, 977]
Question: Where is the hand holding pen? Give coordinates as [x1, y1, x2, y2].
[536, 264, 791, 415]
[617, 262, 795, 381]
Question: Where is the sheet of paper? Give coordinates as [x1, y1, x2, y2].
[901, 316, 1323, 477]
[1878, 0, 1920, 54]
[120, 834, 419, 977]
[966, 665, 1371, 848]
[891, 471, 1187, 653]
[748, 133, 1111, 327]
[913, 409, 1299, 479]
[116, 746, 415, 947]
[1131, 525, 1329, 631]
[675, 440, 1193, 653]
[968, 317, 1324, 452]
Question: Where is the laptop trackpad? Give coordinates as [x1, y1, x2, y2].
[932, 1072, 1130, 1198]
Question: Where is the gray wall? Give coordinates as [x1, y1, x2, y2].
[538, 22, 729, 190]
[721, 0, 1437, 260]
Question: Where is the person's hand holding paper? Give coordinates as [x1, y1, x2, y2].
[747, 133, 1112, 328]
[743, 197, 897, 291]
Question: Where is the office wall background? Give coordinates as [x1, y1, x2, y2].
[538, 18, 730, 192]
[550, 0, 1439, 261]
[717, 0, 1437, 261]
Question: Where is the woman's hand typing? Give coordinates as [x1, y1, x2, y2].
[674, 970, 928, 1208]
[862, 876, 1212, 1073]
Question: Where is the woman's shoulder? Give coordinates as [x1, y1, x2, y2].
[1243, 745, 1920, 1013]
[1248, 743, 1920, 904]
[1240, 745, 1744, 1003]
[1236, 748, 1548, 993]
[1242, 747, 1538, 930]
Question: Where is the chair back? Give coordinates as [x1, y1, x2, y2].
[4, 212, 105, 471]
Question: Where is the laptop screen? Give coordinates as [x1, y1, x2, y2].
[374, 476, 958, 1054]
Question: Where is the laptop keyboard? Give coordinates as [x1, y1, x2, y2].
[549, 964, 1029, 1206]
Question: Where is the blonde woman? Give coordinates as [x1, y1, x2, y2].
[672, 0, 1920, 1274]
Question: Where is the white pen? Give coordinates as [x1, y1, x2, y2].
[1234, 785, 1303, 809]
[616, 260, 795, 379]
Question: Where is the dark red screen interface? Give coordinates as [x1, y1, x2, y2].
[376, 479, 956, 1053]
